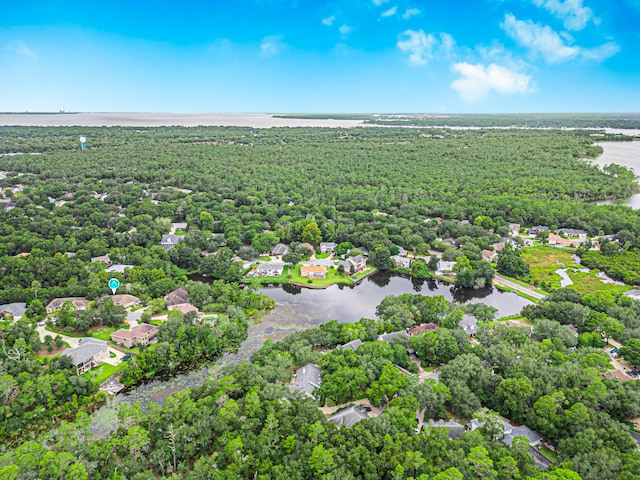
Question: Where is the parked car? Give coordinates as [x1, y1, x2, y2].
[121, 354, 132, 361]
[628, 371, 639, 378]
[611, 347, 618, 353]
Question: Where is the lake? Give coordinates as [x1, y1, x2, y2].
[90, 272, 530, 434]
[592, 140, 640, 208]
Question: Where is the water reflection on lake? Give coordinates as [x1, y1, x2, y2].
[90, 272, 530, 434]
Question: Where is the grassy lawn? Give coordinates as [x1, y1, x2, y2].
[352, 267, 375, 280]
[84, 362, 126, 385]
[150, 320, 163, 326]
[289, 264, 353, 287]
[174, 229, 187, 235]
[244, 265, 290, 284]
[89, 325, 129, 341]
[315, 253, 331, 259]
[567, 269, 632, 295]
[522, 246, 576, 290]
[494, 284, 540, 303]
[258, 256, 272, 261]
[540, 446, 558, 463]
[44, 326, 85, 338]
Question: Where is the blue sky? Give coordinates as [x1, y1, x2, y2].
[1, 0, 639, 113]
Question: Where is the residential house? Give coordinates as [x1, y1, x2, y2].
[547, 234, 580, 248]
[341, 339, 363, 351]
[392, 255, 412, 268]
[491, 242, 506, 252]
[500, 237, 519, 247]
[529, 226, 549, 236]
[481, 250, 498, 263]
[624, 289, 640, 301]
[319, 242, 337, 253]
[467, 416, 514, 436]
[339, 254, 366, 274]
[503, 425, 543, 448]
[425, 419, 465, 439]
[0, 199, 16, 211]
[299, 242, 316, 253]
[442, 238, 458, 248]
[409, 323, 438, 336]
[164, 288, 189, 308]
[171, 303, 199, 317]
[508, 223, 521, 236]
[271, 243, 290, 257]
[110, 294, 141, 309]
[328, 405, 369, 427]
[436, 260, 456, 275]
[557, 228, 588, 240]
[46, 297, 90, 313]
[106, 264, 134, 274]
[377, 330, 409, 344]
[171, 222, 187, 232]
[111, 323, 158, 348]
[356, 246, 369, 256]
[300, 265, 327, 279]
[91, 254, 111, 265]
[62, 338, 109, 374]
[0, 302, 26, 320]
[256, 262, 285, 277]
[290, 364, 322, 398]
[395, 246, 408, 257]
[160, 234, 183, 249]
[459, 315, 479, 336]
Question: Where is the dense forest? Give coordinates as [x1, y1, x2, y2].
[1, 124, 640, 478]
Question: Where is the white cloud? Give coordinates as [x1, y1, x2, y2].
[372, 0, 389, 5]
[502, 13, 619, 63]
[381, 6, 397, 17]
[397, 30, 454, 66]
[532, 0, 594, 31]
[260, 35, 285, 57]
[402, 8, 421, 20]
[339, 24, 352, 35]
[5, 40, 36, 58]
[451, 62, 533, 102]
[322, 15, 336, 26]
[502, 13, 579, 62]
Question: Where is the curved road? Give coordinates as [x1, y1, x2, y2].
[493, 274, 547, 300]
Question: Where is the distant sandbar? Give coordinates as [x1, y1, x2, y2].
[0, 113, 364, 128]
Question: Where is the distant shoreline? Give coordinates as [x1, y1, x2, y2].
[0, 112, 364, 128]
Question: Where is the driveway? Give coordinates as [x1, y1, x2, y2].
[126, 306, 148, 328]
[36, 325, 125, 365]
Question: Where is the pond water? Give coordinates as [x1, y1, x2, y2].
[591, 141, 640, 208]
[90, 272, 531, 434]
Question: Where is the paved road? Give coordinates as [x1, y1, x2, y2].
[493, 274, 547, 300]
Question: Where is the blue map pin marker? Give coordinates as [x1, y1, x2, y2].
[108, 278, 120, 295]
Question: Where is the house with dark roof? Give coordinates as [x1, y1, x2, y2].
[529, 226, 549, 236]
[503, 425, 543, 447]
[290, 364, 322, 398]
[328, 405, 369, 427]
[62, 338, 109, 374]
[111, 323, 158, 348]
[160, 234, 183, 249]
[481, 250, 498, 263]
[442, 238, 458, 248]
[164, 288, 189, 308]
[0, 302, 26, 320]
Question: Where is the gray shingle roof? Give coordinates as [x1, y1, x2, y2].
[426, 419, 465, 439]
[62, 339, 108, 366]
[290, 364, 321, 398]
[0, 302, 26, 317]
[341, 339, 363, 351]
[328, 405, 369, 427]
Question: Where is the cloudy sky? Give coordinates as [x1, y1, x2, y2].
[1, 0, 638, 113]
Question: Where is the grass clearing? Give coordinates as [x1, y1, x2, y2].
[289, 265, 353, 287]
[315, 253, 331, 259]
[523, 246, 576, 290]
[567, 269, 632, 295]
[84, 362, 126, 385]
[540, 446, 558, 463]
[89, 325, 129, 341]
